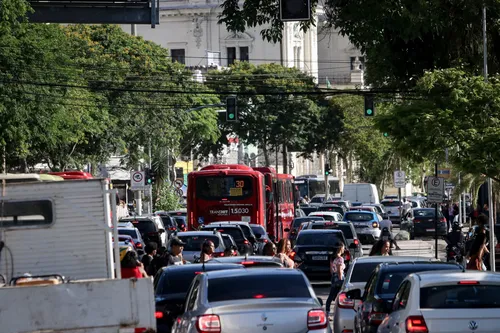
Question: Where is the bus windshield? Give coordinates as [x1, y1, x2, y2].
[196, 176, 253, 200]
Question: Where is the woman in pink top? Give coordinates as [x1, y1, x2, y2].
[325, 242, 346, 316]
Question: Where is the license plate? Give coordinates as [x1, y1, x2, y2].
[426, 228, 435, 232]
[312, 255, 327, 261]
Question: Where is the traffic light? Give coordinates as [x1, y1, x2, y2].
[364, 95, 374, 116]
[280, 0, 311, 21]
[144, 168, 157, 185]
[324, 163, 332, 176]
[226, 96, 238, 122]
[383, 132, 389, 137]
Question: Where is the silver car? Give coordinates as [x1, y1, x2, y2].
[342, 211, 382, 244]
[171, 231, 226, 262]
[173, 268, 330, 333]
[332, 256, 438, 333]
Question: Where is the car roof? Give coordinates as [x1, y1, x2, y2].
[411, 271, 500, 287]
[378, 261, 461, 273]
[310, 211, 339, 216]
[176, 231, 221, 237]
[351, 256, 438, 264]
[208, 221, 250, 226]
[209, 256, 282, 263]
[202, 224, 242, 229]
[307, 220, 351, 225]
[203, 267, 304, 279]
[345, 210, 376, 215]
[160, 263, 244, 274]
[412, 208, 434, 211]
[298, 229, 343, 234]
[319, 204, 342, 208]
[117, 227, 138, 231]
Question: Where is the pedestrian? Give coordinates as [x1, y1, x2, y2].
[369, 240, 391, 256]
[165, 237, 186, 265]
[325, 242, 346, 317]
[466, 233, 487, 271]
[121, 250, 147, 278]
[141, 242, 157, 275]
[263, 242, 277, 256]
[199, 239, 215, 263]
[116, 200, 129, 220]
[276, 238, 295, 268]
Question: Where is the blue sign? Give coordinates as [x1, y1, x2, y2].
[198, 217, 204, 224]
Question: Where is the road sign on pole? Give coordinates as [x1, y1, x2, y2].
[394, 170, 406, 188]
[174, 179, 184, 189]
[130, 171, 147, 190]
[426, 176, 445, 203]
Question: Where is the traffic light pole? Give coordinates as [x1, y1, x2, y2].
[324, 149, 330, 198]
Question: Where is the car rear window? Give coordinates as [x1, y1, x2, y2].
[207, 274, 310, 302]
[118, 229, 138, 238]
[311, 197, 324, 203]
[420, 285, 500, 308]
[381, 201, 402, 207]
[173, 217, 186, 227]
[293, 217, 323, 228]
[311, 223, 353, 238]
[414, 210, 444, 218]
[209, 227, 244, 242]
[131, 220, 156, 234]
[178, 235, 221, 251]
[350, 262, 381, 283]
[344, 213, 373, 222]
[296, 232, 343, 246]
[250, 225, 266, 236]
[314, 214, 336, 221]
[238, 225, 253, 238]
[222, 235, 235, 248]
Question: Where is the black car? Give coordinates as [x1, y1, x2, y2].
[318, 204, 345, 215]
[324, 200, 350, 211]
[208, 255, 284, 268]
[292, 229, 353, 278]
[405, 208, 447, 238]
[201, 224, 253, 255]
[221, 233, 239, 256]
[154, 211, 179, 237]
[120, 216, 165, 247]
[290, 216, 325, 243]
[249, 224, 272, 254]
[348, 261, 462, 333]
[300, 206, 319, 216]
[154, 263, 244, 332]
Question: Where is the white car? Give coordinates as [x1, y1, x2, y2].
[378, 271, 500, 333]
[309, 211, 343, 221]
[333, 256, 437, 333]
[171, 231, 226, 262]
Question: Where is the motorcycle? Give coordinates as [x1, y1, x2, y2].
[446, 243, 464, 265]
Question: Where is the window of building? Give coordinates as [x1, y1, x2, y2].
[227, 47, 236, 66]
[240, 47, 249, 61]
[171, 49, 185, 64]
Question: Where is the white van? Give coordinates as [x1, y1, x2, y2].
[342, 183, 380, 204]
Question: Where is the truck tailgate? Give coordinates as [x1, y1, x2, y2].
[0, 278, 156, 333]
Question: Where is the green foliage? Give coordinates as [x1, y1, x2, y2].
[154, 183, 182, 211]
[376, 68, 500, 181]
[205, 62, 320, 165]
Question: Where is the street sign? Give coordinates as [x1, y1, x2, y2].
[438, 168, 451, 179]
[427, 176, 445, 203]
[130, 171, 146, 190]
[175, 188, 184, 198]
[394, 170, 406, 188]
[174, 179, 184, 189]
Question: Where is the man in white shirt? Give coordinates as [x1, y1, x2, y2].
[379, 215, 401, 250]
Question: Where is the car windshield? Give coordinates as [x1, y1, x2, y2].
[420, 285, 500, 308]
[381, 201, 402, 207]
[310, 196, 324, 203]
[313, 214, 337, 221]
[311, 223, 353, 238]
[207, 274, 311, 302]
[177, 235, 221, 251]
[250, 225, 266, 237]
[118, 229, 137, 238]
[296, 232, 343, 246]
[414, 209, 444, 218]
[350, 262, 382, 283]
[293, 217, 323, 228]
[344, 213, 374, 222]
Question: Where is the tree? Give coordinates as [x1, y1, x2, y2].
[205, 62, 320, 167]
[218, 0, 500, 87]
[376, 68, 500, 182]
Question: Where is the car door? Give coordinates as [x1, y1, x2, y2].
[358, 271, 377, 333]
[383, 281, 411, 333]
[178, 278, 201, 333]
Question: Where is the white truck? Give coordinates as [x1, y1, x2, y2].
[0, 177, 156, 333]
[342, 183, 380, 204]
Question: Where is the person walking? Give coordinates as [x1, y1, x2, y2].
[141, 242, 157, 275]
[121, 250, 147, 278]
[276, 239, 295, 268]
[199, 240, 215, 263]
[325, 242, 346, 318]
[466, 233, 487, 271]
[116, 200, 129, 220]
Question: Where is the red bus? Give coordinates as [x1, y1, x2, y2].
[48, 171, 93, 180]
[187, 164, 266, 230]
[253, 167, 295, 240]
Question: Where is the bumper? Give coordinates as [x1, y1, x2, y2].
[333, 305, 356, 333]
[355, 229, 381, 244]
[414, 225, 447, 236]
[389, 216, 402, 224]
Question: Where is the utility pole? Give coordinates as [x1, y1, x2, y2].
[148, 137, 153, 215]
[282, 143, 288, 174]
[324, 149, 330, 198]
[483, 4, 496, 272]
[131, 25, 137, 36]
[434, 163, 439, 259]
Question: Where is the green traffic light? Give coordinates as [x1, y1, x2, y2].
[366, 109, 373, 115]
[148, 179, 152, 184]
[228, 113, 235, 119]
[383, 132, 389, 137]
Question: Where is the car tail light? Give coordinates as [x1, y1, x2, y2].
[449, 251, 456, 257]
[155, 311, 164, 319]
[439, 218, 446, 223]
[307, 309, 327, 330]
[263, 239, 268, 243]
[458, 280, 479, 285]
[253, 294, 265, 298]
[289, 251, 296, 260]
[169, 227, 177, 231]
[213, 252, 225, 257]
[135, 243, 143, 248]
[196, 314, 221, 333]
[243, 240, 250, 244]
[372, 222, 379, 228]
[405, 315, 428, 333]
[368, 312, 386, 325]
[344, 250, 351, 261]
[134, 329, 148, 333]
[241, 261, 255, 265]
[337, 292, 355, 309]
[341, 330, 354, 333]
[353, 239, 360, 246]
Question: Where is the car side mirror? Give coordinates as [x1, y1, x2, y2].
[349, 243, 357, 249]
[346, 289, 362, 300]
[284, 228, 290, 233]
